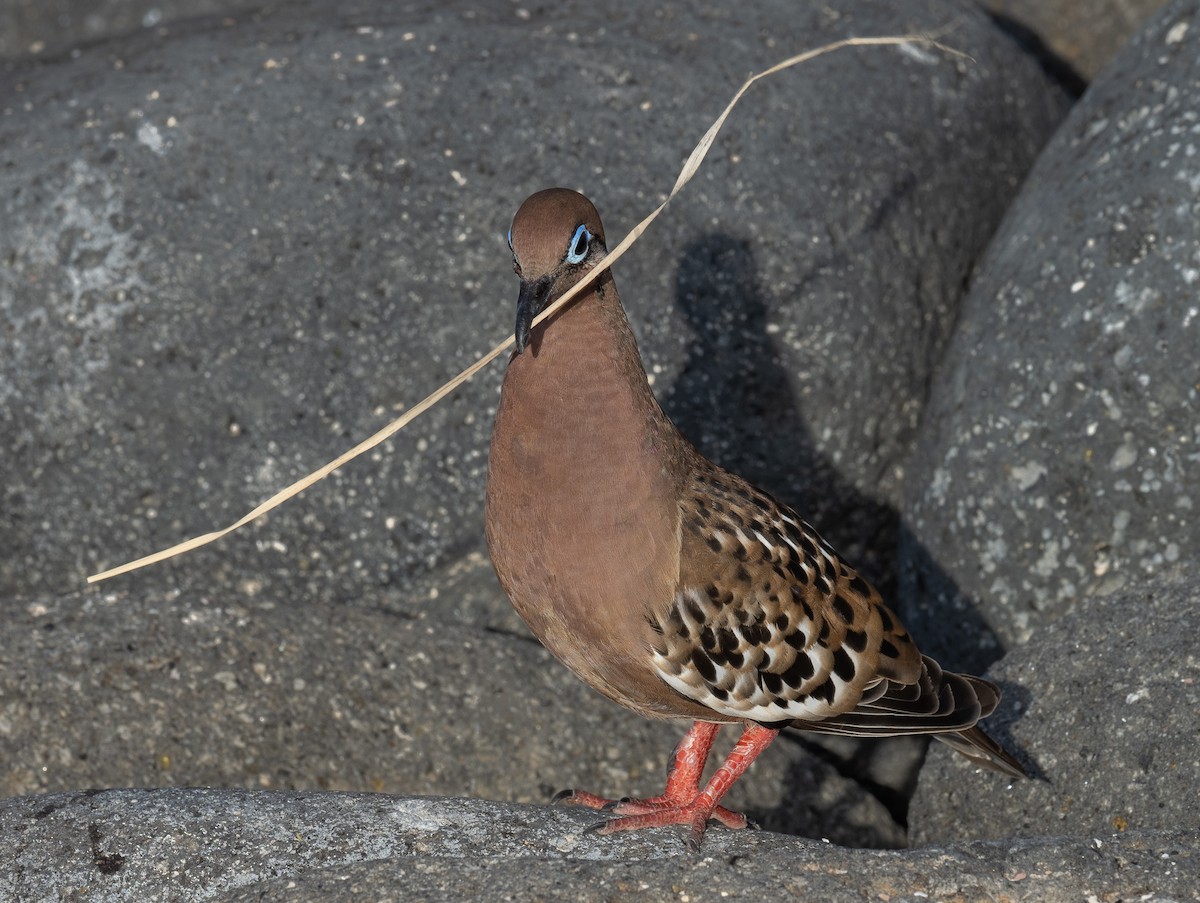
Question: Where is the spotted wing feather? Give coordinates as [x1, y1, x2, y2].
[651, 463, 922, 724]
[649, 463, 1026, 778]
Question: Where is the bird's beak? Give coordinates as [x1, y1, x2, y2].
[514, 273, 554, 354]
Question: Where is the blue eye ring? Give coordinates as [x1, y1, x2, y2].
[506, 226, 513, 250]
[565, 224, 590, 264]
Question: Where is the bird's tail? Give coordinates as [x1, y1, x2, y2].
[794, 656, 1030, 779]
[935, 725, 1028, 779]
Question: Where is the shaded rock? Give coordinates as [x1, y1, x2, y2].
[0, 0, 1077, 870]
[899, 0, 1200, 673]
[0, 585, 905, 848]
[3, 789, 1196, 902]
[983, 0, 1170, 81]
[0, 0, 1069, 618]
[911, 575, 1200, 845]
[0, 0, 266, 59]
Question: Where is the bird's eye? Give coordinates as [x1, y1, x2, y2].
[506, 226, 513, 251]
[565, 224, 590, 264]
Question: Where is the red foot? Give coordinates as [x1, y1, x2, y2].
[553, 721, 779, 848]
[556, 787, 749, 828]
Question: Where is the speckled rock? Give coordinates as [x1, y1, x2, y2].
[0, 0, 1076, 879]
[4, 789, 1197, 902]
[0, 0, 260, 59]
[898, 0, 1200, 674]
[910, 575, 1200, 845]
[0, 585, 905, 848]
[0, 0, 1069, 618]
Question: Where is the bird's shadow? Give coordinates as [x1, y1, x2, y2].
[659, 234, 899, 591]
[987, 680, 1047, 783]
[658, 234, 1039, 836]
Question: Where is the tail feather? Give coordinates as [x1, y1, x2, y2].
[794, 655, 1028, 778]
[936, 726, 1028, 779]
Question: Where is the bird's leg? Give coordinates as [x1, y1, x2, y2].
[556, 721, 780, 848]
[597, 723, 779, 848]
[557, 720, 721, 812]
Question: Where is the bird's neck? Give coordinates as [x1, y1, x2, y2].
[499, 273, 682, 470]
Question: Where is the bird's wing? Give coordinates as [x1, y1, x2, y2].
[647, 463, 1026, 777]
[649, 462, 923, 724]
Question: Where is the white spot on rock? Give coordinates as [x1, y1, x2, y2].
[929, 466, 951, 500]
[136, 122, 165, 155]
[983, 536, 1007, 570]
[0, 159, 147, 410]
[1010, 461, 1047, 491]
[1034, 540, 1059, 577]
[1111, 510, 1132, 546]
[898, 42, 938, 65]
[1110, 439, 1139, 471]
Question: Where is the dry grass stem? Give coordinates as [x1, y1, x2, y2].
[87, 31, 965, 584]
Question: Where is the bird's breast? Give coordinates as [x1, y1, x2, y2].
[484, 305, 696, 718]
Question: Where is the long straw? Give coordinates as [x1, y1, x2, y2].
[87, 33, 965, 584]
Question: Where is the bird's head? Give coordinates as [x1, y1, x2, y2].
[507, 188, 607, 354]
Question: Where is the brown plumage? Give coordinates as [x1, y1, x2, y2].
[485, 188, 1025, 848]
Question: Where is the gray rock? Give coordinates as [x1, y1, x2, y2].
[0, 585, 905, 848]
[898, 0, 1200, 674]
[910, 575, 1200, 845]
[0, 1, 271, 60]
[982, 0, 1169, 81]
[3, 789, 1197, 902]
[0, 0, 1069, 618]
[0, 0, 1076, 880]
[0, 0, 1148, 84]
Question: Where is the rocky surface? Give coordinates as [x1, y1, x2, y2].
[911, 574, 1200, 846]
[0, 0, 1072, 860]
[0, 0, 1169, 83]
[4, 789, 1197, 902]
[0, 583, 906, 849]
[898, 0, 1200, 675]
[0, 0, 237, 59]
[983, 0, 1169, 81]
[0, 0, 1068, 614]
[4, 0, 1197, 899]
